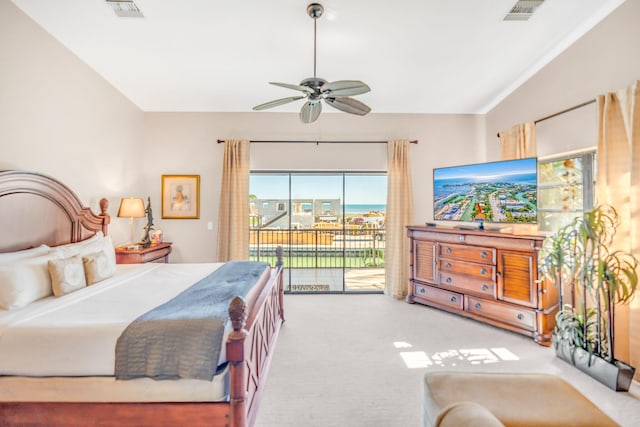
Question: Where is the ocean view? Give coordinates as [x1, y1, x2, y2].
[344, 204, 386, 214]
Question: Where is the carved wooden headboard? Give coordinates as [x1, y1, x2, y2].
[0, 170, 110, 253]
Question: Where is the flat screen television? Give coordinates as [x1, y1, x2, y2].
[433, 157, 537, 224]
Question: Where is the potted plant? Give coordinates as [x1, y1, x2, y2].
[540, 204, 638, 391]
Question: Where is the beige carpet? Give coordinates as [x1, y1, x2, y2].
[255, 294, 640, 427]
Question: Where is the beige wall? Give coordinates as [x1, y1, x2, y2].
[485, 0, 640, 160]
[0, 0, 144, 245]
[142, 112, 484, 262]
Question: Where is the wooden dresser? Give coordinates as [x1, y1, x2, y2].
[406, 225, 557, 346]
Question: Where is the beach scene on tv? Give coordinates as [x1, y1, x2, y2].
[433, 158, 538, 223]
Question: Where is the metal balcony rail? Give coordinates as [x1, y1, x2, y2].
[249, 227, 385, 269]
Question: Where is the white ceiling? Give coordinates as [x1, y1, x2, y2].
[12, 0, 626, 114]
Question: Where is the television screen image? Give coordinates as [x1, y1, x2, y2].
[433, 157, 537, 224]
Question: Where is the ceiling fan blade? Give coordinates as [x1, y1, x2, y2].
[300, 101, 322, 123]
[253, 96, 305, 111]
[321, 80, 371, 97]
[324, 97, 371, 116]
[269, 82, 315, 94]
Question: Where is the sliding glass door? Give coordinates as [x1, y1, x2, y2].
[249, 171, 386, 293]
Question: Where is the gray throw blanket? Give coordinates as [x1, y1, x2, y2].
[115, 261, 270, 381]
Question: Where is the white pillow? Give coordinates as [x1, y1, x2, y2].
[55, 232, 116, 267]
[0, 244, 51, 265]
[0, 254, 57, 310]
[54, 231, 104, 255]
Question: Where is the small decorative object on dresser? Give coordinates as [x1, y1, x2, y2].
[407, 225, 557, 346]
[162, 174, 200, 219]
[149, 229, 163, 244]
[140, 196, 154, 248]
[115, 241, 172, 264]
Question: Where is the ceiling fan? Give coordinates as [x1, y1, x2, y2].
[252, 3, 371, 124]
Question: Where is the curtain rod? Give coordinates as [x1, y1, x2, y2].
[534, 99, 596, 124]
[496, 98, 596, 138]
[216, 139, 418, 144]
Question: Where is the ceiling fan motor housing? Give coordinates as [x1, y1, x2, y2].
[307, 3, 324, 19]
[300, 77, 327, 92]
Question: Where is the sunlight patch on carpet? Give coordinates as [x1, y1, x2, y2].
[400, 351, 433, 368]
[399, 347, 520, 369]
[393, 341, 413, 348]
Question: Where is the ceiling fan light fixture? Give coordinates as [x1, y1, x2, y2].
[252, 3, 371, 123]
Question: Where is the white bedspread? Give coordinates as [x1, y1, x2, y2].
[0, 263, 228, 376]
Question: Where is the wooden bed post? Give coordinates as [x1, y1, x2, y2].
[228, 296, 248, 427]
[99, 198, 110, 236]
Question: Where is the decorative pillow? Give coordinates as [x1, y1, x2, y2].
[0, 255, 55, 310]
[0, 244, 51, 265]
[48, 256, 87, 297]
[83, 251, 116, 285]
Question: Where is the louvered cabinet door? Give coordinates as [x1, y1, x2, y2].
[497, 250, 537, 308]
[413, 240, 437, 284]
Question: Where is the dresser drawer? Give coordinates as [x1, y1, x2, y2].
[439, 258, 495, 280]
[466, 296, 536, 331]
[414, 283, 463, 310]
[438, 272, 495, 298]
[438, 243, 496, 265]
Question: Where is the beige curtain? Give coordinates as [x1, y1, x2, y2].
[595, 80, 640, 375]
[498, 121, 537, 160]
[385, 139, 414, 299]
[216, 139, 250, 262]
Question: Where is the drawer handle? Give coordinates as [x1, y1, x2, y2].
[481, 285, 488, 291]
[445, 262, 452, 269]
[445, 277, 452, 284]
[445, 247, 452, 254]
[480, 268, 487, 275]
[517, 313, 524, 320]
[481, 251, 488, 259]
[474, 303, 481, 309]
[450, 296, 457, 303]
[419, 288, 426, 294]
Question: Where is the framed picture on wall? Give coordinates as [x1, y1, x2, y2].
[161, 175, 200, 219]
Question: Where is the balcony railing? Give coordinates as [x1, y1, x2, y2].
[249, 227, 385, 269]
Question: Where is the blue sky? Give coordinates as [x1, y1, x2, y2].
[434, 157, 537, 180]
[250, 174, 387, 204]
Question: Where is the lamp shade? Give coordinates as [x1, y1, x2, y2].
[117, 197, 145, 218]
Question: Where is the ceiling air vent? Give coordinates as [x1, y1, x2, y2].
[504, 0, 544, 21]
[106, 0, 144, 18]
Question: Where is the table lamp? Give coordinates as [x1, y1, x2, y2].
[117, 197, 146, 245]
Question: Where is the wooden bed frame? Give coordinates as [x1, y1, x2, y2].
[0, 170, 285, 427]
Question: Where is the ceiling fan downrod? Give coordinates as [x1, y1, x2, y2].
[307, 3, 324, 79]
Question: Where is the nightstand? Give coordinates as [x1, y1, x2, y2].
[115, 242, 173, 264]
